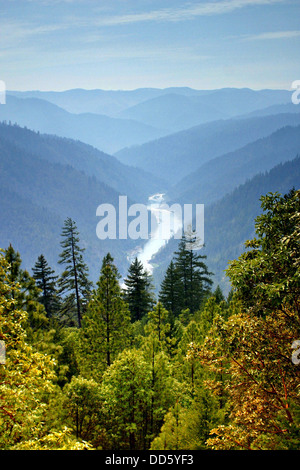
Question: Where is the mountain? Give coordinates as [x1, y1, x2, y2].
[10, 86, 291, 119]
[0, 123, 157, 282]
[151, 156, 300, 295]
[8, 87, 207, 116]
[117, 93, 229, 133]
[169, 124, 300, 205]
[1, 95, 167, 154]
[185, 87, 291, 118]
[239, 102, 300, 119]
[117, 87, 292, 134]
[0, 122, 165, 203]
[115, 113, 300, 184]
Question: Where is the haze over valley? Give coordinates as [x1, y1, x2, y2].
[1, 86, 299, 293]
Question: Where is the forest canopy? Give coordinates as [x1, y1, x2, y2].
[0, 190, 299, 450]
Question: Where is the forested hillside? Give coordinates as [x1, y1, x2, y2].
[1, 189, 299, 450]
[169, 124, 300, 204]
[0, 123, 147, 280]
[0, 122, 165, 202]
[1, 0, 299, 454]
[115, 112, 300, 182]
[152, 156, 300, 294]
[1, 86, 299, 452]
[0, 95, 167, 154]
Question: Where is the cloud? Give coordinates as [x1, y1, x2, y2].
[95, 0, 284, 26]
[243, 30, 300, 40]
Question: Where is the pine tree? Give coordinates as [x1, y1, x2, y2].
[123, 257, 155, 322]
[80, 253, 131, 380]
[58, 218, 92, 327]
[32, 254, 60, 318]
[213, 285, 225, 304]
[4, 244, 49, 333]
[145, 302, 170, 345]
[174, 231, 213, 314]
[142, 303, 180, 445]
[0, 249, 90, 450]
[158, 260, 181, 322]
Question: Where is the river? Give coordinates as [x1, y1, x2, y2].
[133, 193, 183, 274]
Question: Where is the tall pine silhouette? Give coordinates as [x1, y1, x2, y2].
[58, 218, 92, 327]
[174, 232, 213, 314]
[123, 257, 154, 322]
[80, 253, 131, 380]
[160, 231, 213, 317]
[33, 254, 60, 318]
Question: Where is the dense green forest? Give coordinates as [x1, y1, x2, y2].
[152, 155, 300, 294]
[0, 189, 299, 450]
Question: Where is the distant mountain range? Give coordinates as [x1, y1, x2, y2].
[117, 87, 293, 133]
[0, 123, 160, 282]
[115, 112, 300, 183]
[6, 87, 294, 153]
[9, 87, 203, 116]
[1, 86, 299, 293]
[9, 86, 291, 119]
[0, 95, 167, 154]
[169, 124, 300, 205]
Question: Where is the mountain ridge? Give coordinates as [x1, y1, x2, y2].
[115, 112, 300, 183]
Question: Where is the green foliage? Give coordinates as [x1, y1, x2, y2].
[61, 375, 102, 445]
[159, 231, 213, 318]
[58, 217, 92, 327]
[0, 250, 57, 447]
[32, 254, 60, 318]
[1, 188, 299, 450]
[123, 257, 155, 322]
[100, 348, 152, 450]
[79, 253, 131, 380]
[158, 260, 181, 322]
[204, 190, 300, 449]
[227, 189, 300, 315]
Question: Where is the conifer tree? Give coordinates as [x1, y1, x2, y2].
[4, 244, 49, 333]
[58, 218, 92, 327]
[173, 232, 213, 314]
[158, 260, 181, 322]
[80, 253, 131, 380]
[32, 254, 60, 318]
[123, 257, 155, 322]
[142, 304, 180, 445]
[0, 250, 90, 450]
[145, 302, 170, 345]
[213, 285, 225, 304]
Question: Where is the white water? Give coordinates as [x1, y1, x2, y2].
[134, 193, 183, 274]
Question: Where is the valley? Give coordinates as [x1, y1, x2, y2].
[1, 86, 299, 293]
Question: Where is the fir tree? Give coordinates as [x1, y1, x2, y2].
[4, 244, 49, 332]
[174, 231, 213, 314]
[213, 285, 225, 304]
[145, 302, 171, 345]
[58, 218, 92, 327]
[32, 254, 60, 318]
[80, 253, 131, 380]
[158, 260, 181, 322]
[123, 257, 155, 322]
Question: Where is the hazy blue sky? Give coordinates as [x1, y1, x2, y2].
[1, 0, 299, 91]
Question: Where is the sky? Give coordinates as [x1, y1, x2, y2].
[1, 0, 300, 91]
